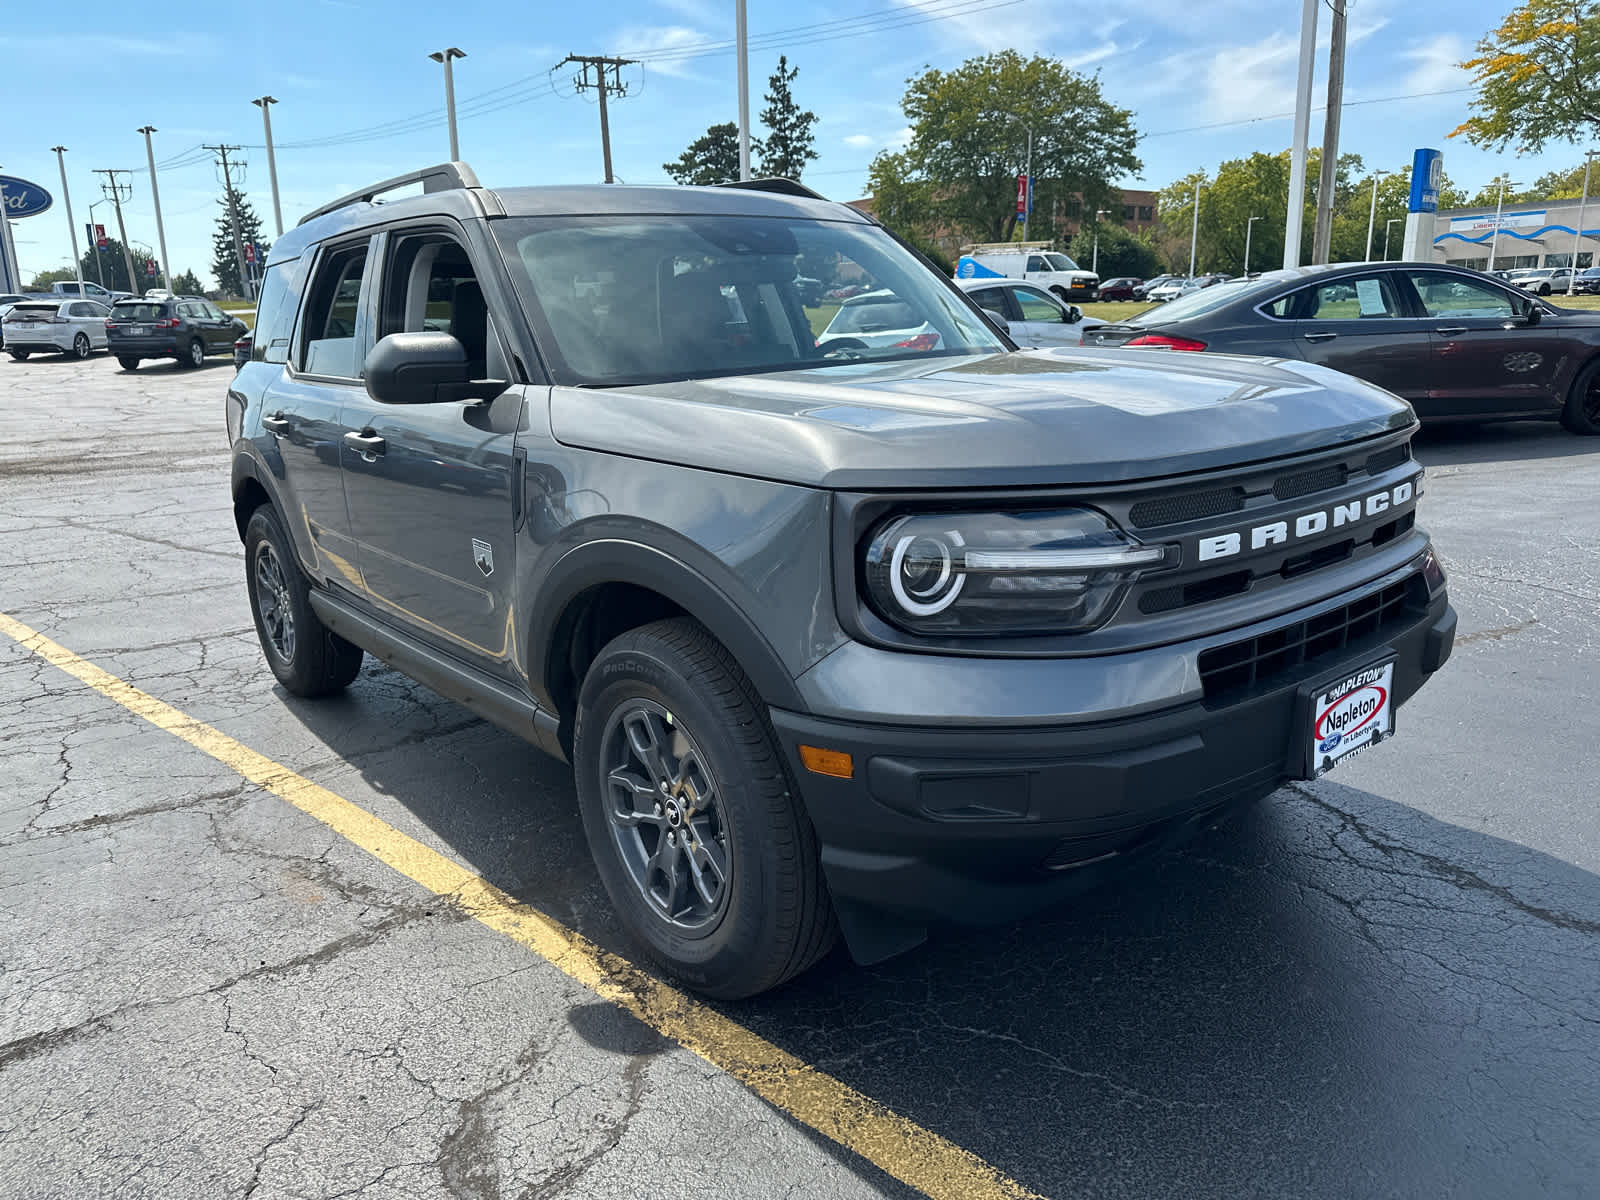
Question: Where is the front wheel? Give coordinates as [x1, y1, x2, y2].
[243, 506, 364, 696]
[1561, 358, 1600, 435]
[1539, 283, 1552, 296]
[573, 618, 837, 998]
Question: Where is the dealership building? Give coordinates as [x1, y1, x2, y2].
[1431, 195, 1599, 272]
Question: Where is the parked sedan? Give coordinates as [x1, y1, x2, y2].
[3, 298, 110, 360]
[1082, 262, 1600, 434]
[1132, 274, 1177, 300]
[105, 296, 249, 369]
[1095, 276, 1142, 301]
[1509, 267, 1575, 296]
[1572, 267, 1600, 296]
[955, 277, 1105, 346]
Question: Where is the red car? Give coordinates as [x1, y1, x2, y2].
[1096, 276, 1141, 301]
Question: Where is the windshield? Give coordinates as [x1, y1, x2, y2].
[1139, 278, 1271, 324]
[493, 215, 1004, 386]
[1044, 252, 1079, 272]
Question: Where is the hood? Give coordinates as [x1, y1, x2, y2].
[548, 348, 1417, 489]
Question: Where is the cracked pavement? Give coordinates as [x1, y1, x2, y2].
[3, 356, 1600, 1197]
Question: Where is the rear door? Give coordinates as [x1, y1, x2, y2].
[1282, 270, 1433, 401]
[1401, 269, 1568, 417]
[338, 225, 523, 677]
[1007, 283, 1080, 347]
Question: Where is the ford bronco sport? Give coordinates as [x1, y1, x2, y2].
[227, 163, 1455, 998]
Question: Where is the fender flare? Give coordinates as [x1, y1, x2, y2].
[528, 538, 807, 715]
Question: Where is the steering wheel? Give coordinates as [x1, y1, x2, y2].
[819, 337, 868, 361]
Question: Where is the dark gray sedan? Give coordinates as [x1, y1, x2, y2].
[1088, 262, 1600, 434]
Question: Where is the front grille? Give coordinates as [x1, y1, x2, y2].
[1128, 487, 1244, 528]
[1197, 576, 1426, 702]
[1365, 445, 1411, 476]
[1273, 463, 1347, 501]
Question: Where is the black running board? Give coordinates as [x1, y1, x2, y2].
[308, 590, 566, 762]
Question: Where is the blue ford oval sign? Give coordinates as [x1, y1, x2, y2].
[0, 175, 53, 219]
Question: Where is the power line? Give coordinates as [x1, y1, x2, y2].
[1142, 86, 1476, 140]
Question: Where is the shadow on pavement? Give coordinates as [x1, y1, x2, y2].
[279, 681, 1600, 1200]
[1413, 419, 1600, 467]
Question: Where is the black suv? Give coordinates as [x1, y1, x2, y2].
[107, 296, 248, 369]
[227, 163, 1455, 997]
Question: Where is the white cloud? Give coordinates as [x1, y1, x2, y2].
[654, 0, 720, 25]
[843, 134, 875, 148]
[890, 0, 1064, 55]
[1201, 32, 1301, 124]
[1399, 33, 1470, 96]
[0, 31, 221, 57]
[608, 25, 713, 80]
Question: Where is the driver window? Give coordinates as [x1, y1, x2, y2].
[1025, 255, 1046, 272]
[1013, 287, 1065, 323]
[1405, 271, 1516, 319]
[298, 243, 369, 378]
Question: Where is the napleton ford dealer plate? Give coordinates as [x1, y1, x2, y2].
[1305, 658, 1395, 778]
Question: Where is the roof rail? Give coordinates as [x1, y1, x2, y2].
[716, 177, 829, 202]
[298, 161, 482, 227]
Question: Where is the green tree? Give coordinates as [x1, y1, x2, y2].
[893, 51, 1141, 244]
[172, 269, 205, 296]
[212, 191, 269, 298]
[758, 55, 819, 180]
[1452, 0, 1600, 152]
[866, 150, 936, 235]
[664, 122, 748, 186]
[79, 237, 160, 293]
[26, 267, 76, 289]
[1066, 220, 1163, 279]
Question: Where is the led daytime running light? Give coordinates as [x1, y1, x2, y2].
[964, 546, 1168, 571]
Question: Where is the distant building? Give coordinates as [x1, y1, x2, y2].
[1431, 196, 1599, 271]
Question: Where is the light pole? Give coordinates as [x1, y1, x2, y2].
[1091, 209, 1110, 274]
[1566, 150, 1596, 296]
[1244, 215, 1262, 276]
[86, 198, 109, 287]
[1284, 0, 1319, 268]
[995, 112, 1034, 242]
[252, 97, 284, 237]
[1384, 217, 1402, 261]
[736, 0, 750, 180]
[428, 48, 467, 161]
[1364, 170, 1387, 262]
[137, 126, 173, 297]
[50, 147, 86, 299]
[1189, 182, 1201, 278]
[1486, 174, 1520, 273]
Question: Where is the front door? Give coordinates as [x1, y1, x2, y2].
[1401, 269, 1568, 418]
[1007, 283, 1081, 347]
[338, 227, 522, 676]
[1285, 270, 1432, 402]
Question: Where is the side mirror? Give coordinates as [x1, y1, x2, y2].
[981, 307, 1010, 336]
[364, 331, 505, 404]
[1063, 304, 1083, 325]
[1524, 304, 1543, 325]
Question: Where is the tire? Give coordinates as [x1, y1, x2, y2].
[1539, 283, 1552, 296]
[118, 357, 140, 371]
[243, 506, 364, 696]
[8, 351, 29, 361]
[182, 338, 205, 368]
[1560, 358, 1600, 435]
[70, 333, 91, 359]
[573, 618, 837, 998]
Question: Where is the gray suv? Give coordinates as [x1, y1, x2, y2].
[228, 163, 1456, 997]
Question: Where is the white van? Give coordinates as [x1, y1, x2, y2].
[954, 242, 1099, 301]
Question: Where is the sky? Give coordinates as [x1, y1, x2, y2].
[0, 0, 1588, 291]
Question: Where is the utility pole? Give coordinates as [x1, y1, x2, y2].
[1311, 0, 1347, 265]
[1364, 170, 1387, 262]
[561, 54, 637, 183]
[736, 0, 751, 179]
[1189, 182, 1201, 277]
[94, 169, 139, 295]
[428, 50, 466, 161]
[252, 97, 284, 237]
[137, 127, 173, 296]
[1245, 215, 1262, 276]
[204, 145, 253, 301]
[1567, 149, 1596, 296]
[1284, 0, 1319, 269]
[51, 147, 87, 299]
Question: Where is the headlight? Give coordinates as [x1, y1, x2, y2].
[861, 508, 1176, 636]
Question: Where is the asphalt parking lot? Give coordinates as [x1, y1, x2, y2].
[3, 351, 1599, 1199]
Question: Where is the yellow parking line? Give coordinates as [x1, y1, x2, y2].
[0, 611, 1043, 1200]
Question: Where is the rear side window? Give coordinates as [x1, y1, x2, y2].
[297, 243, 370, 378]
[253, 257, 309, 364]
[113, 303, 168, 321]
[1296, 274, 1405, 320]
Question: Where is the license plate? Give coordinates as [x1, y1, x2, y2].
[1303, 658, 1395, 778]
[131, 325, 149, 335]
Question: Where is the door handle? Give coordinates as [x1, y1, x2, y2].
[1434, 326, 1468, 337]
[261, 414, 291, 434]
[344, 430, 386, 460]
[1303, 331, 1337, 342]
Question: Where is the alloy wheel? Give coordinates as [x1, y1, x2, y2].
[73, 334, 89, 359]
[190, 340, 205, 367]
[599, 699, 731, 933]
[253, 543, 296, 664]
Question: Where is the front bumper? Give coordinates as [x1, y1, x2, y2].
[771, 573, 1454, 949]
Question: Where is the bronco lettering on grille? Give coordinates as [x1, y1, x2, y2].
[1196, 481, 1416, 562]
